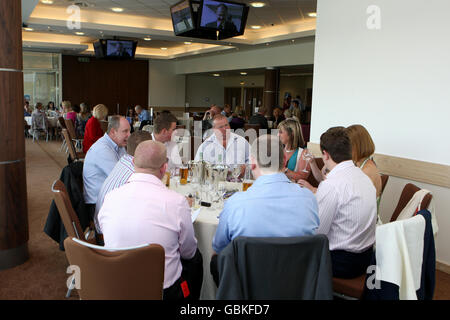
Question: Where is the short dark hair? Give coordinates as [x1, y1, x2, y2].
[320, 126, 352, 164]
[127, 131, 152, 156]
[154, 113, 177, 134]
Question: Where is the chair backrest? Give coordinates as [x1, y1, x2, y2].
[58, 116, 67, 129]
[216, 235, 333, 300]
[306, 157, 324, 188]
[62, 129, 80, 161]
[380, 174, 389, 195]
[390, 183, 433, 222]
[63, 237, 165, 300]
[64, 119, 77, 140]
[51, 180, 84, 239]
[99, 120, 108, 133]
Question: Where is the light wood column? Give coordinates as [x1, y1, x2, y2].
[0, 0, 29, 269]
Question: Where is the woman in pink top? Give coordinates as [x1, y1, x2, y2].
[62, 100, 77, 124]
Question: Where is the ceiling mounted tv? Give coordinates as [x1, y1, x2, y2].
[198, 0, 249, 37]
[170, 0, 196, 35]
[105, 39, 137, 59]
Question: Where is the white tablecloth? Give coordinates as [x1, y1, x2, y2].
[25, 116, 58, 127]
[170, 180, 242, 300]
[25, 116, 32, 126]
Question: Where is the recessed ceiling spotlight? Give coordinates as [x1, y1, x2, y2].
[23, 27, 34, 31]
[213, 73, 220, 77]
[184, 41, 192, 45]
[161, 47, 168, 50]
[75, 32, 85, 35]
[41, 0, 54, 4]
[251, 25, 261, 29]
[111, 7, 124, 12]
[144, 37, 152, 41]
[250, 2, 265, 8]
[308, 12, 317, 17]
[240, 72, 247, 75]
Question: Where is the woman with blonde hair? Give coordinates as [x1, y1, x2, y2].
[277, 118, 311, 181]
[346, 124, 382, 198]
[62, 100, 77, 124]
[83, 104, 108, 153]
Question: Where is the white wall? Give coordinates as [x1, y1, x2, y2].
[174, 38, 315, 75]
[313, 0, 450, 264]
[148, 60, 186, 107]
[312, 0, 450, 165]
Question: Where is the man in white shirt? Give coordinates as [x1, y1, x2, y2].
[315, 126, 377, 279]
[195, 114, 249, 165]
[151, 113, 182, 169]
[98, 140, 203, 300]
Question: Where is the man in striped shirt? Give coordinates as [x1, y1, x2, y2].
[315, 127, 377, 278]
[94, 130, 152, 234]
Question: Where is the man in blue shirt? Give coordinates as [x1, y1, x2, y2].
[210, 134, 319, 285]
[83, 115, 131, 218]
[135, 105, 150, 122]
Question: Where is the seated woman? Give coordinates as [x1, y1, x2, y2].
[277, 118, 311, 181]
[62, 101, 77, 125]
[83, 104, 108, 154]
[271, 106, 286, 129]
[346, 124, 382, 201]
[76, 103, 92, 137]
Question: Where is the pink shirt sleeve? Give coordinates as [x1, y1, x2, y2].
[177, 197, 197, 260]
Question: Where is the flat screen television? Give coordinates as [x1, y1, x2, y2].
[170, 0, 196, 35]
[198, 0, 248, 36]
[105, 40, 137, 59]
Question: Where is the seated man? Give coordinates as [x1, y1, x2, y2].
[315, 127, 377, 278]
[135, 105, 151, 130]
[202, 104, 222, 138]
[94, 130, 152, 233]
[151, 112, 182, 170]
[210, 134, 319, 285]
[98, 140, 202, 300]
[195, 114, 250, 165]
[248, 107, 269, 130]
[83, 116, 131, 217]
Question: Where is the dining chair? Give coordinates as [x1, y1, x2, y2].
[64, 119, 83, 151]
[62, 129, 85, 162]
[63, 237, 165, 300]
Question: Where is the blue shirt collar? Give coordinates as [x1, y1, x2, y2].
[103, 133, 119, 153]
[252, 172, 291, 187]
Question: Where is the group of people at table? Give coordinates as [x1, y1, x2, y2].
[76, 100, 382, 300]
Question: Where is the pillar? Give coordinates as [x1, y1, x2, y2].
[263, 67, 280, 117]
[0, 0, 29, 269]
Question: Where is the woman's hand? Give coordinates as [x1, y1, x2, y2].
[297, 179, 316, 193]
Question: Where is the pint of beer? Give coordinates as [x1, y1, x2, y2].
[180, 166, 189, 185]
[242, 180, 253, 191]
[163, 171, 171, 187]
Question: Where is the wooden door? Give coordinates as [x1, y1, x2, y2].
[224, 87, 241, 110]
[243, 87, 263, 119]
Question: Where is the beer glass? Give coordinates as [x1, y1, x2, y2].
[242, 164, 253, 191]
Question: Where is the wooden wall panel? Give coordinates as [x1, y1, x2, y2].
[62, 56, 149, 115]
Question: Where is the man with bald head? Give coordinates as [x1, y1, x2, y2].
[98, 140, 203, 300]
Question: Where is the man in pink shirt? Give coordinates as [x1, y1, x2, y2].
[98, 140, 202, 300]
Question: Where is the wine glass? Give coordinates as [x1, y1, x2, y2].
[231, 164, 242, 182]
[302, 150, 314, 173]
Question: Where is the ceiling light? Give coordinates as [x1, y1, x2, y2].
[240, 72, 247, 75]
[251, 25, 261, 29]
[161, 47, 168, 50]
[41, 0, 53, 4]
[111, 7, 124, 12]
[75, 32, 85, 35]
[144, 37, 152, 41]
[184, 41, 192, 45]
[213, 74, 220, 77]
[250, 2, 266, 8]
[23, 27, 34, 31]
[308, 12, 317, 17]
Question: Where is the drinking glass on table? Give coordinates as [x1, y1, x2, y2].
[230, 164, 242, 182]
[179, 163, 189, 185]
[242, 164, 253, 191]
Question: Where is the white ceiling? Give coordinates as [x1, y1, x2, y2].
[22, 0, 317, 59]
